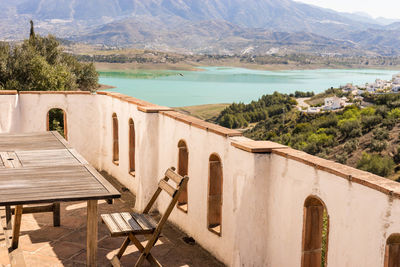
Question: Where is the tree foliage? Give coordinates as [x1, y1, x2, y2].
[216, 92, 295, 128]
[0, 22, 98, 91]
[356, 153, 394, 177]
[48, 109, 65, 137]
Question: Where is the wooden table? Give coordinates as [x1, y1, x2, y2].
[0, 131, 121, 267]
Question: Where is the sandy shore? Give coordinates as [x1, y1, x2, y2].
[95, 61, 400, 72]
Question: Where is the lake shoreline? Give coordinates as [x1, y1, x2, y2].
[95, 62, 400, 73]
[97, 83, 116, 90]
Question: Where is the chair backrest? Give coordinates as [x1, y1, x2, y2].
[143, 167, 189, 233]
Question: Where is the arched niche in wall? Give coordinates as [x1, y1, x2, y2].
[301, 196, 329, 267]
[47, 108, 67, 140]
[129, 118, 135, 175]
[112, 113, 119, 165]
[207, 153, 223, 236]
[384, 233, 400, 267]
[177, 140, 188, 212]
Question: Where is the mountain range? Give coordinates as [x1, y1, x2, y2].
[2, 0, 400, 55]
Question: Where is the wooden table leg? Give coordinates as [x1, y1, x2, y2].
[53, 202, 61, 227]
[87, 200, 98, 267]
[11, 205, 23, 250]
[5, 206, 11, 229]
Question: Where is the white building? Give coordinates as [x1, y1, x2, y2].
[324, 96, 344, 110]
[393, 78, 400, 85]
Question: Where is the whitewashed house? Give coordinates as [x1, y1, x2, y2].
[324, 96, 344, 110]
[393, 78, 400, 85]
[366, 83, 376, 93]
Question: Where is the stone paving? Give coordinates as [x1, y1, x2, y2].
[0, 172, 224, 267]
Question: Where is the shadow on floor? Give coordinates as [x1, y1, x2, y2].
[0, 172, 224, 267]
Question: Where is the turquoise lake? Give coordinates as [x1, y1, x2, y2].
[99, 67, 400, 107]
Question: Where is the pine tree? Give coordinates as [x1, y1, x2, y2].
[29, 20, 35, 46]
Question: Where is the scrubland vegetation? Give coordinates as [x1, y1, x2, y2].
[216, 91, 400, 180]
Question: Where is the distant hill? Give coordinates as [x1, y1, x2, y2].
[74, 18, 363, 55]
[2, 0, 400, 55]
[343, 28, 400, 56]
[10, 0, 373, 36]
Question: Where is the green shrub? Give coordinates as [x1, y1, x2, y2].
[360, 107, 376, 116]
[388, 108, 400, 119]
[344, 139, 359, 154]
[369, 139, 388, 152]
[382, 117, 396, 130]
[375, 105, 389, 117]
[372, 128, 389, 140]
[356, 152, 394, 177]
[293, 123, 312, 134]
[317, 127, 338, 136]
[307, 133, 334, 147]
[316, 114, 338, 128]
[394, 146, 400, 164]
[341, 106, 361, 120]
[335, 153, 348, 164]
[361, 115, 381, 132]
[339, 119, 362, 138]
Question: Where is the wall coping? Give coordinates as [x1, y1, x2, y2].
[231, 140, 287, 153]
[97, 91, 240, 136]
[19, 91, 91, 95]
[96, 91, 173, 113]
[161, 110, 242, 138]
[137, 106, 173, 113]
[0, 90, 18, 95]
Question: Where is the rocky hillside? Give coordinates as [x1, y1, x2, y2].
[2, 0, 400, 55]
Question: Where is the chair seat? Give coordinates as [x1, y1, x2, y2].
[101, 212, 157, 237]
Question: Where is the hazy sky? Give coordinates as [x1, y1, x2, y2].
[295, 0, 400, 19]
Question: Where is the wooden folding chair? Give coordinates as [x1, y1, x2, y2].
[101, 167, 189, 267]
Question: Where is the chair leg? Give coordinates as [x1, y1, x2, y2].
[129, 233, 160, 267]
[146, 253, 162, 267]
[116, 236, 130, 259]
[53, 203, 61, 227]
[110, 255, 122, 267]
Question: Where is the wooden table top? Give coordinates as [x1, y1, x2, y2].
[0, 132, 67, 151]
[0, 131, 120, 206]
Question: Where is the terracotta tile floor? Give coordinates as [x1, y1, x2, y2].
[0, 172, 224, 267]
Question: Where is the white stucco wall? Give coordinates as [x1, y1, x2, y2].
[1, 92, 400, 267]
[0, 94, 19, 133]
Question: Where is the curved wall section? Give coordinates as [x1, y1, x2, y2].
[1, 91, 400, 266]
